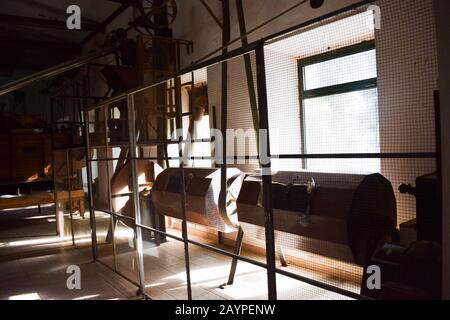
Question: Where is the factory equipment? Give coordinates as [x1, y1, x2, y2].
[237, 171, 398, 267]
[361, 241, 442, 299]
[151, 168, 398, 289]
[399, 172, 441, 243]
[360, 172, 443, 299]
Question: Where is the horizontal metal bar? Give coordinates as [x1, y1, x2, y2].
[275, 267, 370, 300]
[137, 223, 268, 269]
[137, 138, 215, 147]
[86, 156, 257, 162]
[87, 152, 436, 163]
[302, 78, 377, 99]
[275, 152, 437, 159]
[91, 207, 136, 223]
[112, 193, 133, 199]
[137, 223, 185, 242]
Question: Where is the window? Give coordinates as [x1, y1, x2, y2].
[298, 41, 380, 174]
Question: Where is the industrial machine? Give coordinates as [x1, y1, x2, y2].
[361, 173, 443, 299]
[152, 168, 245, 234]
[151, 168, 399, 288]
[237, 171, 397, 267]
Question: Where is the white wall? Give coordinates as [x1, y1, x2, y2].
[173, 0, 361, 67]
[376, 0, 438, 225]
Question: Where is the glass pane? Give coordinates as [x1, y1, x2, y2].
[188, 245, 269, 300]
[303, 49, 377, 91]
[115, 217, 139, 284]
[303, 88, 380, 173]
[141, 229, 188, 300]
[95, 211, 115, 269]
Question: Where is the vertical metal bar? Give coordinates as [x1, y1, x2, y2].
[50, 98, 59, 236]
[190, 71, 195, 167]
[434, 91, 443, 244]
[127, 94, 146, 296]
[220, 226, 244, 288]
[175, 76, 193, 300]
[104, 105, 118, 272]
[298, 63, 307, 169]
[255, 43, 277, 300]
[236, 0, 260, 151]
[66, 150, 75, 246]
[219, 0, 230, 226]
[83, 109, 98, 261]
[76, 82, 83, 125]
[163, 84, 170, 169]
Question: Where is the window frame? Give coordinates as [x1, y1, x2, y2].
[297, 40, 377, 169]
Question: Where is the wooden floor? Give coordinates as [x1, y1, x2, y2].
[0, 206, 357, 300]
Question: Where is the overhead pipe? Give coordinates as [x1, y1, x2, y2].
[236, 0, 260, 154]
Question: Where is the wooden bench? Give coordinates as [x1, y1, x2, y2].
[0, 189, 85, 217]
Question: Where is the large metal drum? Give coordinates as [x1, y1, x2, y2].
[152, 168, 245, 233]
[237, 171, 397, 266]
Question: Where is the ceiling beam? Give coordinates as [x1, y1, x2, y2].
[0, 14, 99, 32]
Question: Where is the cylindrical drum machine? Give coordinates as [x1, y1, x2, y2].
[152, 168, 245, 233]
[237, 171, 397, 266]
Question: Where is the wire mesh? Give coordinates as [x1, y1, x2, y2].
[84, 0, 440, 301]
[263, 0, 438, 297]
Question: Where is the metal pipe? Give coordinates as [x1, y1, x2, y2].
[200, 0, 223, 29]
[104, 106, 118, 272]
[66, 150, 76, 246]
[83, 109, 98, 261]
[236, 0, 260, 152]
[0, 46, 118, 97]
[50, 98, 59, 236]
[85, 151, 436, 163]
[175, 76, 193, 300]
[219, 0, 230, 231]
[256, 44, 277, 300]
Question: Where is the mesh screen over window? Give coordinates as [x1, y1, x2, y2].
[303, 49, 377, 91]
[263, 0, 438, 297]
